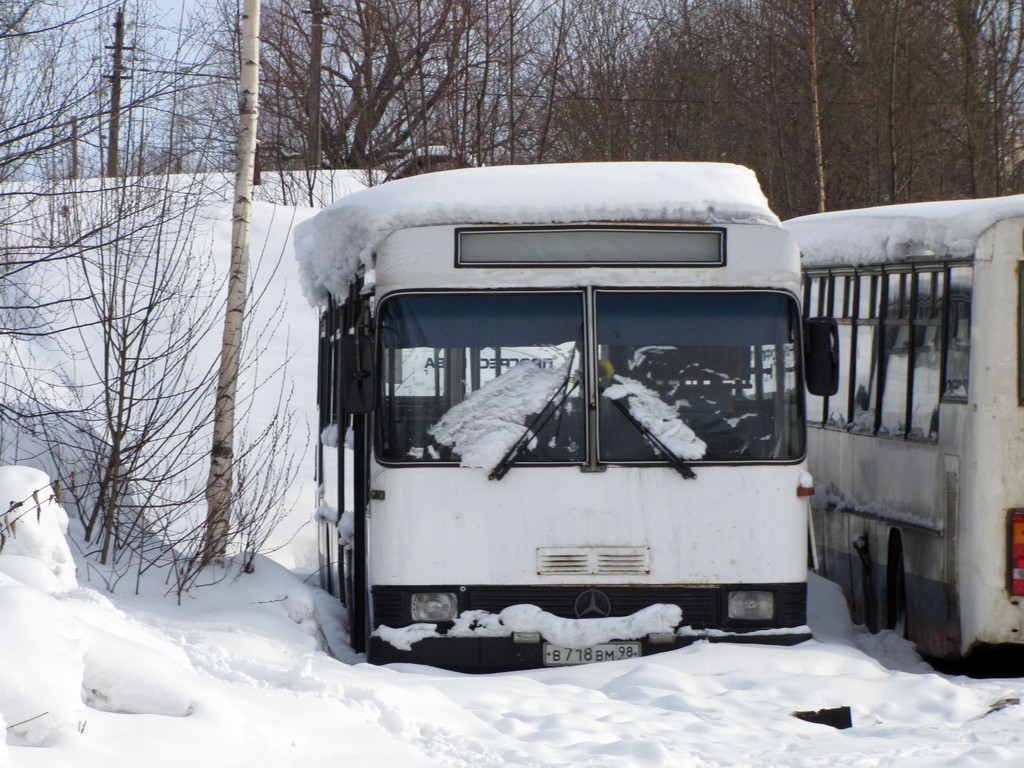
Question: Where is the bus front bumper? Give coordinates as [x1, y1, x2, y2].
[367, 628, 813, 673]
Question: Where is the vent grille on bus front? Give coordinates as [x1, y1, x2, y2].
[537, 546, 651, 575]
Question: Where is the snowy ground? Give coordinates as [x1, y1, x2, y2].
[2, 463, 1023, 767]
[4, 172, 1024, 766]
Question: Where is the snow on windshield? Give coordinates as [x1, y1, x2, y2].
[787, 194, 1024, 266]
[427, 356, 574, 470]
[602, 376, 707, 461]
[294, 162, 780, 304]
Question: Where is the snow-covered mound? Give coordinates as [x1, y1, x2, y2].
[0, 465, 76, 593]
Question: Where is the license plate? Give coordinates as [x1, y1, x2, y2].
[542, 642, 641, 666]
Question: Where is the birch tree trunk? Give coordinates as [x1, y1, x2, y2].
[204, 0, 260, 567]
[809, 0, 827, 213]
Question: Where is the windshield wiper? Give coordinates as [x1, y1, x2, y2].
[489, 371, 580, 481]
[607, 395, 697, 480]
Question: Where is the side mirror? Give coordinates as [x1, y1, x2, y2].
[340, 335, 376, 414]
[805, 318, 840, 396]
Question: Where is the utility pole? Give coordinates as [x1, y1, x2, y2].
[204, 0, 261, 567]
[305, 0, 324, 170]
[105, 7, 131, 178]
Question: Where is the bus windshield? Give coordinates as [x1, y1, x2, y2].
[596, 291, 804, 462]
[378, 292, 585, 465]
[377, 290, 804, 466]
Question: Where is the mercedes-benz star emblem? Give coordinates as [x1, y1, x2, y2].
[574, 589, 612, 619]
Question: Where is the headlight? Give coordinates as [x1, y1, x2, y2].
[727, 590, 775, 621]
[410, 592, 458, 621]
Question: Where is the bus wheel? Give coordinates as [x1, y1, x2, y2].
[886, 535, 908, 637]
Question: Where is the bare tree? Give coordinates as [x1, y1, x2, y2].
[951, 0, 1024, 196]
[0, 2, 107, 184]
[2, 0, 301, 596]
[257, 0, 475, 178]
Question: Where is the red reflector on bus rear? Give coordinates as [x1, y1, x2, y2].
[1011, 511, 1024, 596]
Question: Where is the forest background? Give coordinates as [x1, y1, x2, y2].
[5, 0, 1024, 216]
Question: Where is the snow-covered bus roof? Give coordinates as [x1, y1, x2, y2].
[787, 195, 1024, 268]
[294, 162, 780, 305]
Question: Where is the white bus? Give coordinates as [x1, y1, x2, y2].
[296, 162, 838, 671]
[790, 197, 1024, 665]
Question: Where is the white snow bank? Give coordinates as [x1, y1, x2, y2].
[807, 571, 932, 673]
[0, 551, 331, 753]
[0, 479, 200, 747]
[0, 466, 76, 592]
[787, 194, 1024, 266]
[0, 578, 87, 747]
[294, 162, 780, 304]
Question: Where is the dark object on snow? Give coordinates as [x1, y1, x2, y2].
[984, 697, 1020, 716]
[793, 706, 852, 729]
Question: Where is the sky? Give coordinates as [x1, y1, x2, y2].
[3, 169, 1024, 767]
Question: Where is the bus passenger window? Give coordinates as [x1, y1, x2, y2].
[850, 274, 879, 433]
[878, 273, 911, 434]
[880, 324, 909, 436]
[944, 267, 971, 400]
[851, 324, 877, 432]
[911, 325, 942, 438]
[910, 271, 942, 439]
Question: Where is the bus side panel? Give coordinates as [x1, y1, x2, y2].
[808, 427, 962, 659]
[801, 212, 1024, 662]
